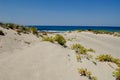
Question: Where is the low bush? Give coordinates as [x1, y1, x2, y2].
[30, 27, 38, 35]
[91, 30, 113, 35]
[96, 54, 120, 67]
[71, 44, 87, 54]
[86, 71, 92, 78]
[0, 22, 39, 36]
[71, 43, 95, 55]
[113, 68, 120, 80]
[54, 34, 66, 46]
[71, 44, 82, 50]
[112, 58, 120, 67]
[42, 36, 55, 43]
[87, 48, 95, 53]
[78, 68, 87, 76]
[0, 30, 5, 36]
[78, 68, 97, 80]
[6, 23, 16, 29]
[96, 54, 113, 62]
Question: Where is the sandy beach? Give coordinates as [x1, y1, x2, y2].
[0, 26, 120, 80]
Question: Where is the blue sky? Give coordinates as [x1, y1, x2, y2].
[0, 0, 120, 26]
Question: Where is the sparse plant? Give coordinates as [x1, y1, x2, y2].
[91, 76, 97, 80]
[86, 71, 92, 79]
[54, 34, 66, 46]
[78, 68, 87, 76]
[0, 30, 5, 36]
[86, 54, 93, 60]
[24, 41, 31, 45]
[78, 68, 97, 80]
[71, 43, 88, 55]
[42, 36, 55, 43]
[6, 23, 16, 29]
[112, 58, 120, 67]
[71, 44, 81, 50]
[113, 68, 120, 80]
[96, 54, 120, 67]
[87, 48, 95, 53]
[0, 22, 39, 36]
[92, 61, 97, 65]
[96, 54, 113, 62]
[30, 27, 38, 35]
[76, 54, 81, 62]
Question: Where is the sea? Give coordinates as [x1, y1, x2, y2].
[34, 26, 120, 32]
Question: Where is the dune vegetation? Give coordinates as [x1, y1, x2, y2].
[0, 22, 38, 36]
[113, 68, 120, 80]
[71, 43, 95, 55]
[0, 30, 5, 36]
[78, 68, 97, 80]
[96, 54, 120, 67]
[42, 34, 66, 46]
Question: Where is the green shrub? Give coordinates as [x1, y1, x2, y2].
[78, 68, 87, 76]
[55, 34, 66, 46]
[42, 36, 55, 43]
[0, 22, 39, 36]
[96, 54, 113, 62]
[112, 58, 120, 67]
[90, 30, 113, 35]
[71, 44, 88, 54]
[113, 69, 120, 80]
[96, 54, 120, 67]
[71, 43, 95, 55]
[29, 27, 38, 35]
[87, 48, 95, 53]
[78, 68, 97, 80]
[71, 44, 82, 50]
[86, 71, 92, 78]
[6, 23, 17, 29]
[0, 30, 5, 36]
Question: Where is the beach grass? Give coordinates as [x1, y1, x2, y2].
[0, 22, 39, 36]
[54, 34, 66, 46]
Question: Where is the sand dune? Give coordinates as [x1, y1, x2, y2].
[0, 27, 120, 80]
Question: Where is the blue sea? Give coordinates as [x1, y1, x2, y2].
[34, 26, 120, 32]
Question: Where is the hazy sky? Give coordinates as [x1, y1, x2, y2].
[0, 0, 120, 26]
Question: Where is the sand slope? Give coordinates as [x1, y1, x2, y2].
[0, 42, 80, 80]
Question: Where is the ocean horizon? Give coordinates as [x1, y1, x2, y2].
[33, 26, 120, 32]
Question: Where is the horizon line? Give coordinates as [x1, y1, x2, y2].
[27, 25, 120, 27]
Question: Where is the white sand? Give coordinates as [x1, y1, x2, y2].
[65, 31, 120, 58]
[0, 27, 120, 80]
